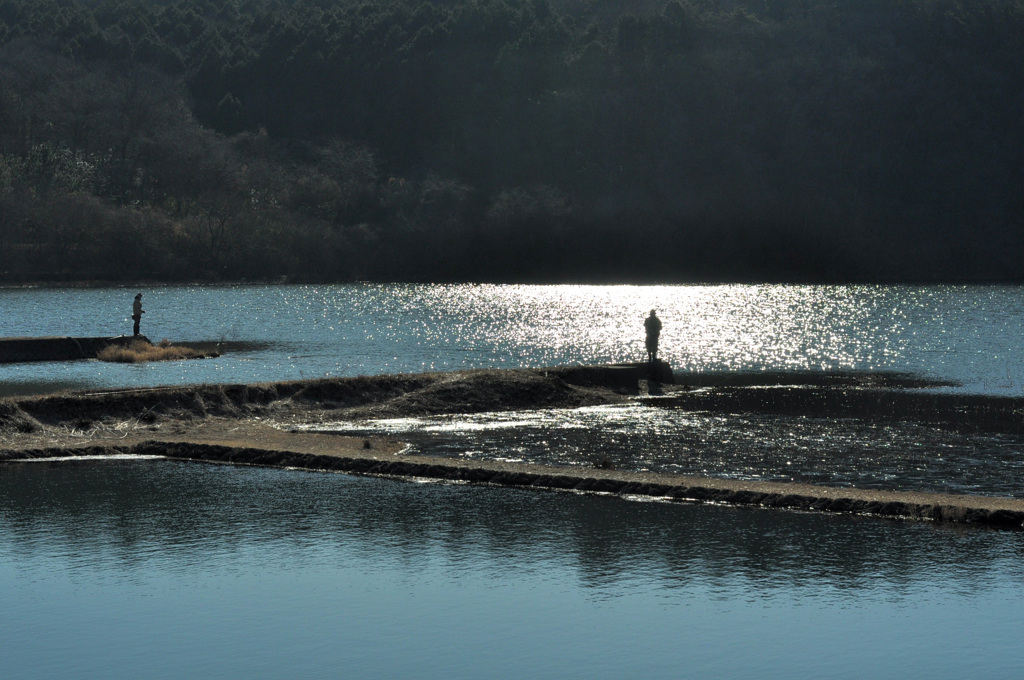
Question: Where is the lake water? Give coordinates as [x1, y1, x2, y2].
[2, 459, 1023, 679]
[4, 283, 1024, 395]
[4, 284, 1024, 677]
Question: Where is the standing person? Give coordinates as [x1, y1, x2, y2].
[644, 309, 661, 363]
[132, 293, 145, 336]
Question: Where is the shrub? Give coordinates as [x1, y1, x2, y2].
[97, 339, 217, 363]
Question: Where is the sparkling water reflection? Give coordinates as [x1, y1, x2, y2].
[2, 460, 1024, 679]
[4, 283, 1024, 394]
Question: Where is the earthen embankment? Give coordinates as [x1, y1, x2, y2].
[0, 335, 147, 363]
[5, 437, 1023, 529]
[4, 364, 1024, 529]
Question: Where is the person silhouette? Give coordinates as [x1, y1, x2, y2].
[131, 293, 145, 336]
[644, 309, 661, 363]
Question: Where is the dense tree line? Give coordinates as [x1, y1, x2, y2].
[1, 0, 1023, 283]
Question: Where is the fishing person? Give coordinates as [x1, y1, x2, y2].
[644, 309, 661, 363]
[132, 293, 145, 336]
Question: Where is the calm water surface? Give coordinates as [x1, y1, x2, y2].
[2, 460, 1023, 679]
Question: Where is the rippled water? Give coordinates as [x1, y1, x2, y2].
[310, 404, 1024, 498]
[2, 460, 1023, 679]
[4, 283, 1024, 394]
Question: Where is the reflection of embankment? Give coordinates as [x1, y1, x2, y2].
[7, 461, 1019, 592]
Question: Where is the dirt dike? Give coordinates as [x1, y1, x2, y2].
[0, 335, 147, 363]
[3, 366, 1024, 529]
[0, 368, 627, 435]
[5, 433, 1023, 530]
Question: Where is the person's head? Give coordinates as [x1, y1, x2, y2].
[135, 293, 142, 299]
[649, 309, 656, 316]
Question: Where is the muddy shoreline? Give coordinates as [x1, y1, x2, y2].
[3, 366, 1024, 529]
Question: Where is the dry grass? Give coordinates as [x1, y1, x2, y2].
[97, 339, 218, 363]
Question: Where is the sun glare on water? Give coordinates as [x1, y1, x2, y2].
[396, 283, 909, 374]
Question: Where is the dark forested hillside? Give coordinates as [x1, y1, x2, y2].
[1, 0, 1023, 283]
